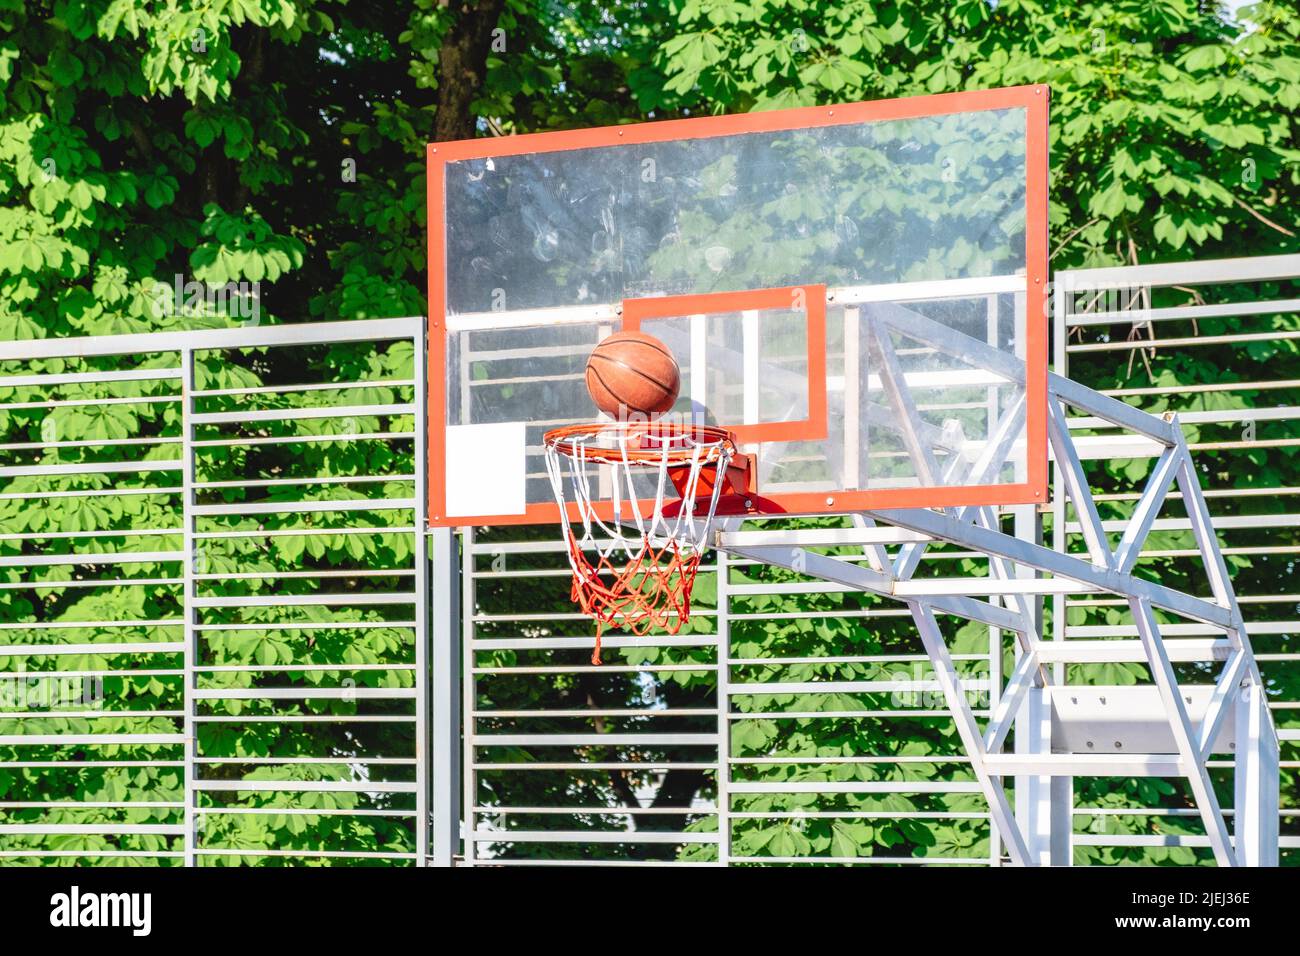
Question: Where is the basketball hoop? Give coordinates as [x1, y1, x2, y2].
[543, 421, 743, 664]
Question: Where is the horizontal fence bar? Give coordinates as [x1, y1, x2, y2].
[1057, 252, 1300, 287]
[469, 830, 718, 844]
[192, 780, 416, 793]
[0, 318, 421, 361]
[1065, 296, 1300, 327]
[190, 688, 416, 700]
[0, 642, 184, 657]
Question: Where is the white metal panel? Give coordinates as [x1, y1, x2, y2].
[0, 319, 431, 866]
[1055, 255, 1297, 865]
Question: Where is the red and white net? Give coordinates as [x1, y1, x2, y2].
[543, 422, 737, 664]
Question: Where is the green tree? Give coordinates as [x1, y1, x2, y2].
[0, 0, 502, 865]
[637, 0, 1300, 267]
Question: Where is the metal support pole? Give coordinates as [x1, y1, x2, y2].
[715, 547, 731, 866]
[429, 526, 461, 866]
[1010, 503, 1070, 864]
[1050, 773, 1072, 864]
[1018, 686, 1050, 864]
[987, 590, 1003, 867]
[1234, 683, 1279, 866]
[181, 347, 198, 867]
[461, 527, 477, 865]
[1016, 687, 1072, 865]
[414, 322, 431, 865]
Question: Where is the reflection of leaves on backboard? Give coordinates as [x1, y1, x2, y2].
[444, 109, 1028, 313]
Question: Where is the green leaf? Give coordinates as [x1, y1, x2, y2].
[1180, 45, 1227, 72]
[1091, 181, 1128, 219]
[48, 50, 84, 85]
[831, 821, 861, 859]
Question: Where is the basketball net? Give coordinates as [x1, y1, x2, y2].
[543, 421, 737, 664]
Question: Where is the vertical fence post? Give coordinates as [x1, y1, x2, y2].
[414, 324, 431, 865]
[460, 527, 477, 865]
[715, 547, 731, 866]
[429, 527, 460, 866]
[181, 346, 197, 867]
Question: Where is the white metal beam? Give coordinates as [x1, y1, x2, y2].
[869, 505, 1236, 629]
[983, 651, 1038, 753]
[1129, 598, 1237, 866]
[1234, 683, 1280, 866]
[1049, 401, 1112, 568]
[1113, 444, 1182, 573]
[910, 602, 1033, 866]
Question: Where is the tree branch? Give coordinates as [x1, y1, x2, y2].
[1232, 194, 1296, 238]
[1050, 217, 1099, 260]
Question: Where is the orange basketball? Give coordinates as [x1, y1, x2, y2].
[585, 330, 681, 418]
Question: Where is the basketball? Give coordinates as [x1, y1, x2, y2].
[585, 330, 680, 418]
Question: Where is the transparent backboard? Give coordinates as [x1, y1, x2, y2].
[428, 86, 1049, 525]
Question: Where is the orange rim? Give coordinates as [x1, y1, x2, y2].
[544, 421, 738, 466]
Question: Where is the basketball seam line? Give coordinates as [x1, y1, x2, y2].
[586, 360, 671, 412]
[588, 352, 677, 396]
[609, 334, 676, 362]
[585, 363, 621, 404]
[587, 362, 676, 414]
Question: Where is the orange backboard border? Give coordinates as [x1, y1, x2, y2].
[621, 284, 828, 446]
[427, 85, 1050, 527]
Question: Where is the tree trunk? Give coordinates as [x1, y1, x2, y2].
[434, 0, 508, 142]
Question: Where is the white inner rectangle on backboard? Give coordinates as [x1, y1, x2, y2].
[445, 422, 527, 517]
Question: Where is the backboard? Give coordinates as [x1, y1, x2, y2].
[427, 86, 1049, 526]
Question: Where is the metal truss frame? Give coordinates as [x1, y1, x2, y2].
[712, 304, 1280, 867]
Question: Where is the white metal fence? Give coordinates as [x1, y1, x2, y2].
[0, 317, 440, 865]
[2, 252, 1295, 866]
[1055, 254, 1299, 863]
